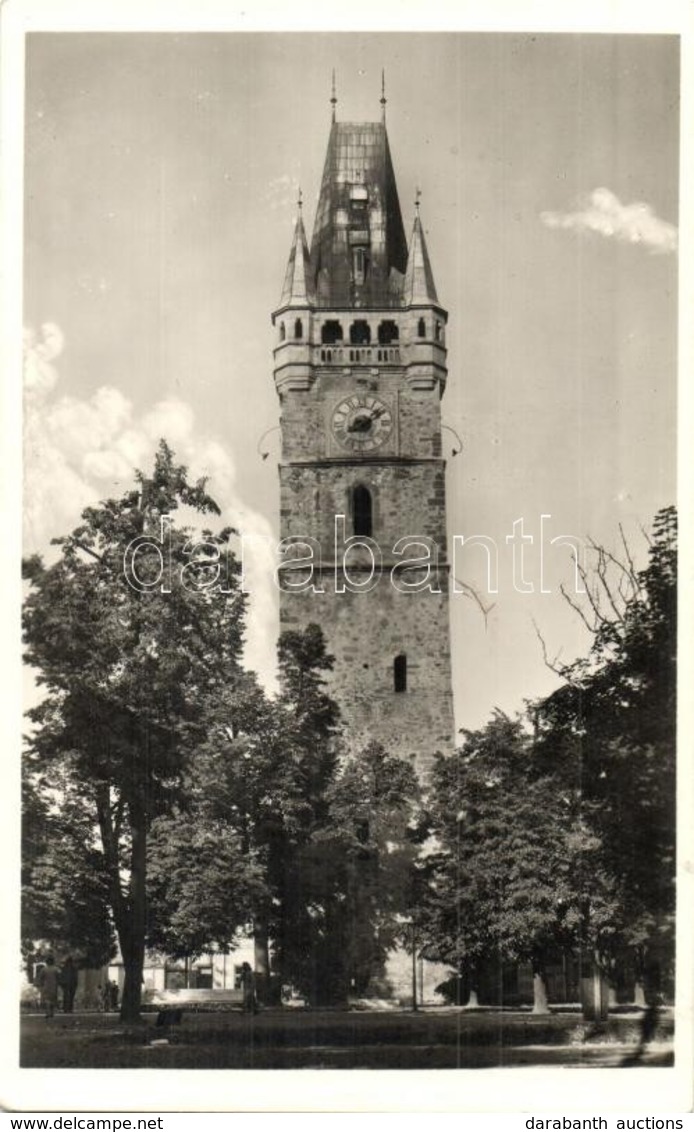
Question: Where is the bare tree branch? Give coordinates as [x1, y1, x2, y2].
[532, 618, 567, 677]
[452, 577, 496, 628]
[594, 548, 624, 623]
[618, 523, 638, 582]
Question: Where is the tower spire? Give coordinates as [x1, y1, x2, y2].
[380, 69, 387, 121]
[330, 69, 337, 122]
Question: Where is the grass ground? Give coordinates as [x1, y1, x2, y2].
[20, 1007, 674, 1070]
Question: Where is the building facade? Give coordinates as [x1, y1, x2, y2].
[272, 103, 455, 780]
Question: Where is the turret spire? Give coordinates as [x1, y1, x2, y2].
[404, 200, 439, 305]
[279, 204, 313, 307]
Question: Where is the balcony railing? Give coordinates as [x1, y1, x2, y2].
[317, 345, 401, 365]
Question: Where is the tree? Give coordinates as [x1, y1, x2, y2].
[22, 762, 115, 971]
[533, 506, 677, 998]
[421, 712, 619, 1013]
[145, 676, 276, 974]
[261, 624, 343, 997]
[277, 741, 421, 1005]
[23, 442, 247, 1021]
[145, 623, 343, 1001]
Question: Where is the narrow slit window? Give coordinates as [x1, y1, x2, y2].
[352, 485, 372, 538]
[279, 322, 286, 341]
[353, 247, 366, 285]
[417, 317, 426, 338]
[294, 318, 303, 339]
[394, 654, 407, 693]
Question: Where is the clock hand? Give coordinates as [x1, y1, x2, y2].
[346, 406, 387, 433]
[347, 414, 373, 433]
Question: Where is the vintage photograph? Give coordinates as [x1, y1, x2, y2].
[16, 22, 681, 1090]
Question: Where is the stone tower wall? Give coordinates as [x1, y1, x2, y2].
[278, 566, 454, 780]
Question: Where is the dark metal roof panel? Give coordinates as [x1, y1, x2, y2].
[309, 121, 408, 308]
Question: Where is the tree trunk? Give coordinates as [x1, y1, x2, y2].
[532, 957, 550, 1015]
[120, 806, 147, 1023]
[633, 947, 648, 1007]
[465, 963, 480, 1008]
[95, 785, 146, 1024]
[253, 911, 270, 1006]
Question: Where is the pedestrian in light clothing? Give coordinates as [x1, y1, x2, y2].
[38, 955, 59, 1019]
[60, 956, 79, 1013]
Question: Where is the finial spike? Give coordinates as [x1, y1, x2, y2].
[415, 186, 422, 213]
[297, 186, 303, 212]
[380, 68, 387, 120]
[330, 69, 337, 122]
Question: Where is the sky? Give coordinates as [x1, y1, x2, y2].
[22, 30, 679, 732]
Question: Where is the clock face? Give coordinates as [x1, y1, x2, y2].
[331, 395, 394, 453]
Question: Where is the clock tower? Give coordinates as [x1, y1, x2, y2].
[272, 96, 455, 779]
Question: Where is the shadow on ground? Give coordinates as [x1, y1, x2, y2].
[20, 1009, 674, 1070]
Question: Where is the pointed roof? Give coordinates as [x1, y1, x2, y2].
[403, 211, 439, 305]
[279, 210, 313, 307]
[309, 121, 408, 308]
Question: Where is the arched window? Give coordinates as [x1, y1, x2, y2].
[352, 485, 372, 538]
[394, 654, 407, 693]
[279, 322, 286, 341]
[378, 320, 399, 345]
[434, 319, 442, 342]
[349, 320, 371, 345]
[321, 320, 343, 344]
[417, 317, 426, 338]
[294, 318, 303, 339]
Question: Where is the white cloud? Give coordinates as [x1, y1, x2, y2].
[23, 323, 64, 394]
[541, 187, 677, 254]
[23, 325, 278, 691]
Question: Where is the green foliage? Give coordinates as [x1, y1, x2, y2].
[419, 507, 677, 1001]
[22, 765, 115, 967]
[277, 741, 421, 1004]
[533, 506, 676, 982]
[421, 713, 619, 976]
[22, 442, 248, 1019]
[144, 622, 346, 989]
[145, 676, 279, 960]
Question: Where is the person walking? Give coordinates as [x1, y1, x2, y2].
[60, 956, 79, 1013]
[38, 956, 59, 1019]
